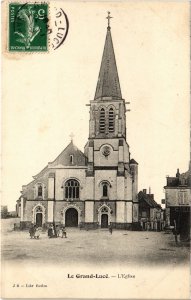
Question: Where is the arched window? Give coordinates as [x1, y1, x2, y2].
[103, 184, 108, 197]
[108, 108, 115, 132]
[37, 184, 43, 197]
[65, 179, 80, 200]
[36, 206, 43, 212]
[99, 108, 106, 133]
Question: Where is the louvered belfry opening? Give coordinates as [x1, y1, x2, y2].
[108, 108, 114, 132]
[99, 108, 106, 133]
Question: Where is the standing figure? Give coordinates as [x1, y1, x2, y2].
[34, 227, 40, 239]
[29, 224, 35, 239]
[173, 219, 179, 245]
[61, 227, 67, 238]
[48, 224, 53, 238]
[147, 221, 150, 231]
[109, 224, 113, 235]
[56, 225, 60, 237]
[79, 223, 83, 230]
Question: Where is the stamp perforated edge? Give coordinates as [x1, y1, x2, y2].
[6, 0, 50, 55]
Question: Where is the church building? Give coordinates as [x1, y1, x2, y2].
[17, 14, 139, 230]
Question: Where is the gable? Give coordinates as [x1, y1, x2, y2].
[138, 191, 159, 208]
[49, 142, 87, 167]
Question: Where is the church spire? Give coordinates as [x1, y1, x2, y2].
[94, 12, 122, 101]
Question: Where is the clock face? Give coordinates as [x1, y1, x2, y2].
[102, 145, 111, 157]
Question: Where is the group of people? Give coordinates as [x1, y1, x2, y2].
[48, 224, 67, 238]
[29, 223, 113, 239]
[29, 224, 41, 239]
[29, 224, 67, 239]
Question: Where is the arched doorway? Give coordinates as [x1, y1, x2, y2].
[101, 214, 108, 228]
[33, 205, 45, 227]
[65, 208, 78, 227]
[36, 213, 42, 227]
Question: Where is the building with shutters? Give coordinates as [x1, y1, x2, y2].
[164, 167, 191, 241]
[17, 15, 139, 230]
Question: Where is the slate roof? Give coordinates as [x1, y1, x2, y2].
[33, 141, 87, 179]
[138, 191, 161, 208]
[49, 141, 87, 167]
[130, 159, 138, 165]
[94, 26, 122, 100]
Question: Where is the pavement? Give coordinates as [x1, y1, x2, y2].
[1, 219, 190, 300]
[1, 218, 190, 266]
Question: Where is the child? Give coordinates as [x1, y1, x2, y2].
[61, 227, 67, 238]
[56, 225, 60, 237]
[34, 227, 40, 239]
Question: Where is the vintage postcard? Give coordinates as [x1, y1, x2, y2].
[1, 0, 190, 299]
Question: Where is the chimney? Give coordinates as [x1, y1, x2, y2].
[176, 168, 180, 178]
[143, 189, 147, 194]
[149, 187, 151, 194]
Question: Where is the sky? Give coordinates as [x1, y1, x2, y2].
[2, 1, 190, 210]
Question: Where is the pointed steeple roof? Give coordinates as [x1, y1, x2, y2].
[94, 16, 122, 101]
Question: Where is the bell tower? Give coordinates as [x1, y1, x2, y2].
[84, 13, 138, 229]
[89, 12, 127, 140]
[86, 12, 131, 176]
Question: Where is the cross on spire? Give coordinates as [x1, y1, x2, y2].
[94, 11, 122, 100]
[69, 132, 74, 142]
[106, 11, 113, 29]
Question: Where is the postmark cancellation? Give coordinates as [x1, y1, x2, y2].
[7, 1, 69, 53]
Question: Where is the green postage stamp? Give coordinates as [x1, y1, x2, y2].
[9, 2, 48, 52]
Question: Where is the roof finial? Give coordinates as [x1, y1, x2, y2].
[106, 11, 113, 30]
[69, 132, 74, 142]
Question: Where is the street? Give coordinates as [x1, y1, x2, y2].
[1, 219, 189, 266]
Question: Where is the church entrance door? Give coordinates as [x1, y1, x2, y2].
[101, 214, 108, 228]
[36, 213, 42, 227]
[65, 208, 78, 227]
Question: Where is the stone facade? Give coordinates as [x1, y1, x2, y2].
[164, 168, 191, 241]
[18, 22, 139, 230]
[138, 189, 164, 231]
